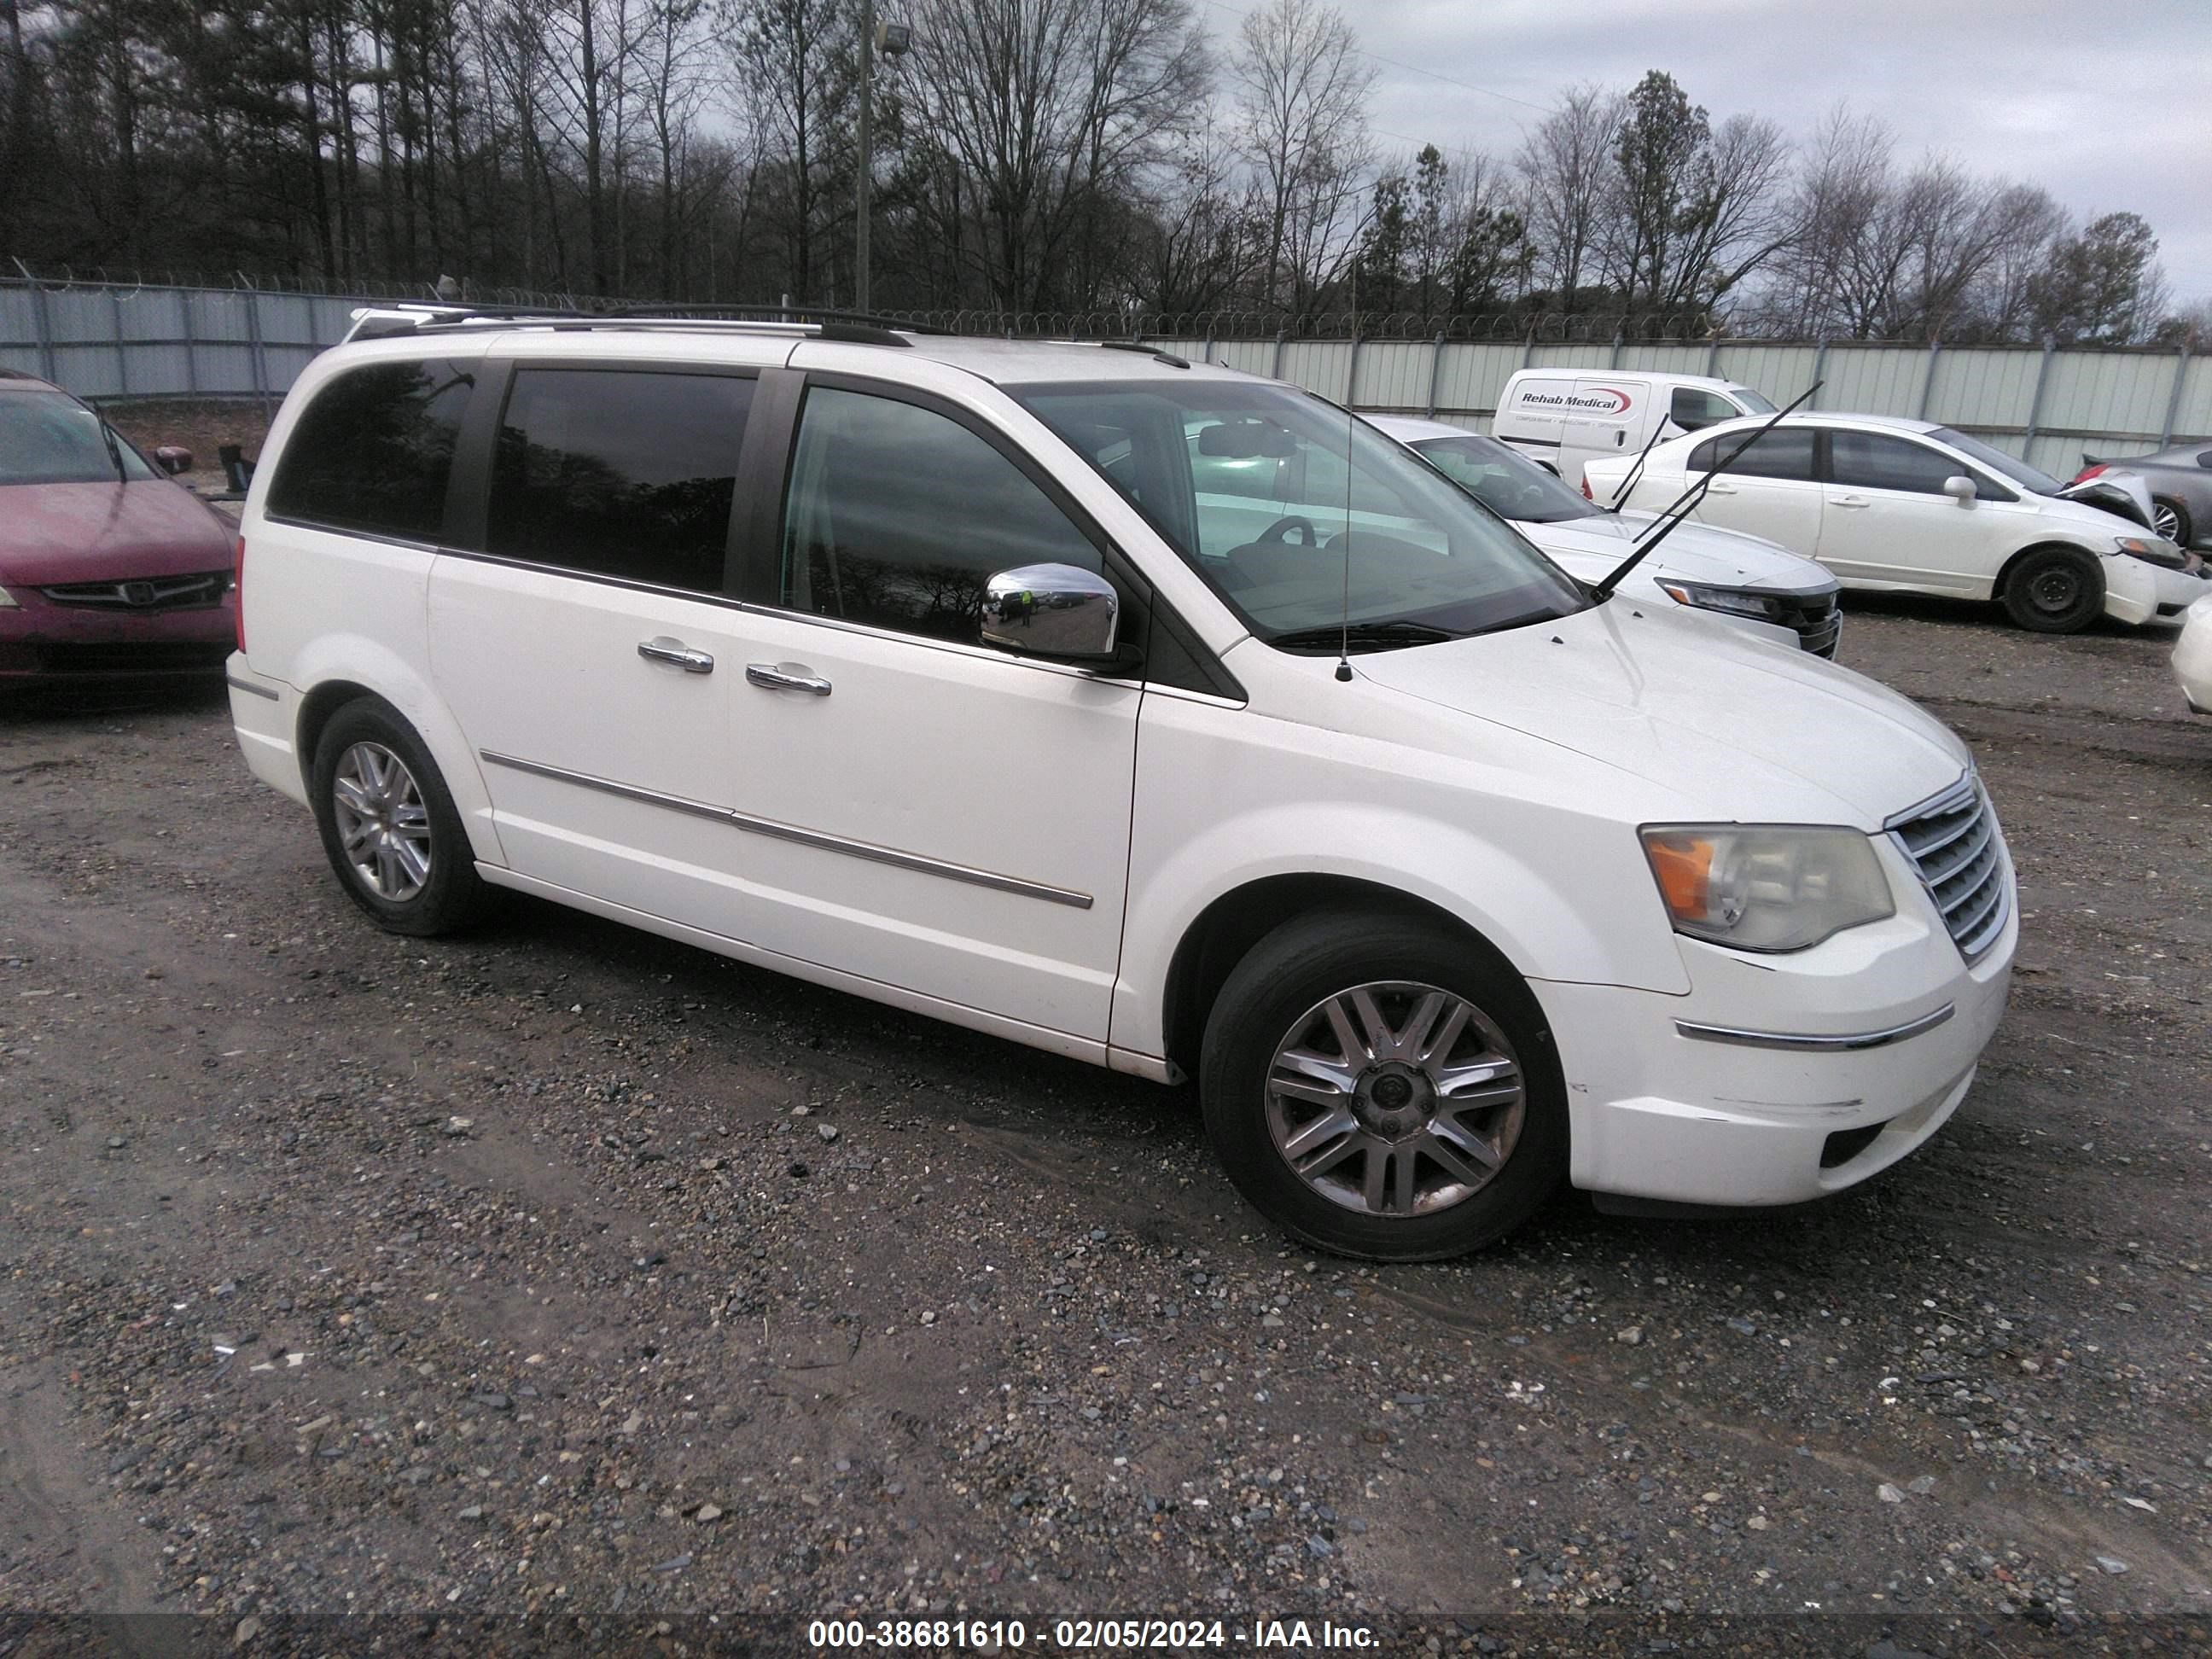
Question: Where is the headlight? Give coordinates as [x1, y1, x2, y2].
[0, 585, 17, 609]
[2115, 535, 2185, 568]
[1640, 825, 1895, 952]
[1655, 580, 1784, 623]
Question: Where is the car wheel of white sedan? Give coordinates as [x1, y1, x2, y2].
[2000, 545, 2105, 634]
[1199, 908, 1568, 1260]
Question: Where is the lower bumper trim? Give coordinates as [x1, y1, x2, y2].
[1674, 1002, 1954, 1052]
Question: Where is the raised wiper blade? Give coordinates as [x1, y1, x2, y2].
[1267, 620, 1458, 653]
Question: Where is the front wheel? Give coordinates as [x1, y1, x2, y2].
[1198, 910, 1568, 1260]
[2000, 545, 2104, 634]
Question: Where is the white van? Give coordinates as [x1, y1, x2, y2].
[1493, 370, 1776, 490]
[225, 309, 2013, 1260]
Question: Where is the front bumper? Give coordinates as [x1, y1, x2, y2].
[0, 583, 236, 679]
[2105, 554, 2210, 626]
[1536, 833, 2017, 1208]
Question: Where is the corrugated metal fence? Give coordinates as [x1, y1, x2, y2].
[1166, 334, 2208, 476]
[0, 280, 367, 417]
[3, 276, 2203, 475]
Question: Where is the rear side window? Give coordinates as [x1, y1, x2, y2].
[1689, 428, 1815, 481]
[487, 369, 753, 593]
[1830, 430, 1969, 496]
[267, 359, 474, 539]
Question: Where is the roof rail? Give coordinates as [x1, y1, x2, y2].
[1098, 340, 1190, 370]
[342, 301, 940, 346]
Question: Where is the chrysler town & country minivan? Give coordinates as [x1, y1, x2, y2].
[225, 311, 2017, 1259]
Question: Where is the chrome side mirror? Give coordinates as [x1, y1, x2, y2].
[981, 563, 1120, 661]
[1942, 474, 1976, 504]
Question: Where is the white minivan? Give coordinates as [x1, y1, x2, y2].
[1493, 369, 1775, 490]
[226, 311, 2015, 1259]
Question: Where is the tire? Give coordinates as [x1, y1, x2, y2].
[309, 698, 496, 936]
[2000, 545, 2104, 634]
[2152, 497, 2192, 550]
[1197, 908, 1568, 1260]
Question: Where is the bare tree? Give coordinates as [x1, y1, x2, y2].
[1513, 81, 1617, 311]
[1231, 0, 1372, 315]
[904, 0, 1208, 313]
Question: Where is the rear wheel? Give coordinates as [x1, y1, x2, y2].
[2152, 497, 2191, 549]
[1198, 910, 1567, 1260]
[310, 699, 495, 935]
[2000, 545, 2104, 634]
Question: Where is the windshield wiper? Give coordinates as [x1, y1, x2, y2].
[1268, 620, 1458, 654]
[1591, 381, 1824, 600]
[97, 419, 130, 483]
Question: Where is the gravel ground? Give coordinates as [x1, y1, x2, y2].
[1, 597, 2208, 1657]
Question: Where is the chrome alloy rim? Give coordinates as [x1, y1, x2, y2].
[1265, 981, 1524, 1218]
[332, 742, 433, 901]
[2151, 502, 2180, 544]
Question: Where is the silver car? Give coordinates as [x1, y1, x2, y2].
[2075, 444, 2212, 551]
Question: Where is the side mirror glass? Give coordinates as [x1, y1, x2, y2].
[1942, 474, 1977, 504]
[153, 445, 193, 476]
[981, 563, 1120, 661]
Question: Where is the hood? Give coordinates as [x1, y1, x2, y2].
[1356, 600, 1969, 828]
[0, 480, 236, 585]
[1519, 509, 1835, 594]
[2053, 473, 2153, 531]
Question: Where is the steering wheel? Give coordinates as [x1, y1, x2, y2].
[1257, 515, 1320, 545]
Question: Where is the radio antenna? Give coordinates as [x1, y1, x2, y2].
[1335, 396, 1354, 681]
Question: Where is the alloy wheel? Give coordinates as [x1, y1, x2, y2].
[2152, 502, 2181, 544]
[331, 741, 434, 902]
[1264, 981, 1524, 1218]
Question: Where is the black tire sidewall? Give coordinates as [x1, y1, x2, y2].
[2003, 546, 2104, 633]
[2153, 498, 2192, 550]
[1198, 910, 1569, 1260]
[310, 699, 491, 936]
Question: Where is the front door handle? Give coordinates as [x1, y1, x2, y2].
[1705, 480, 1738, 494]
[747, 662, 832, 697]
[1829, 494, 1870, 509]
[638, 637, 715, 673]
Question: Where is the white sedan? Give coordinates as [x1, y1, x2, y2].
[2177, 593, 2212, 715]
[1370, 416, 1843, 656]
[1583, 412, 2209, 634]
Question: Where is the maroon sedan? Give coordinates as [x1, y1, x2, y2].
[0, 370, 237, 681]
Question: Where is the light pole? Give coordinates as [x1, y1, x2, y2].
[855, 5, 910, 314]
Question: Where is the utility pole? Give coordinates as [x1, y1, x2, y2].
[854, 5, 909, 313]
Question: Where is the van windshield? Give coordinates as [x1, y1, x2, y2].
[1012, 381, 1586, 651]
[1731, 387, 1777, 415]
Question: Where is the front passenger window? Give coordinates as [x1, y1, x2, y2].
[779, 387, 1104, 644]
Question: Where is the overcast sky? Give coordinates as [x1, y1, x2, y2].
[1197, 0, 2212, 308]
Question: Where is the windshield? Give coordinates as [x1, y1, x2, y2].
[1012, 381, 1584, 649]
[1731, 387, 1778, 415]
[0, 391, 154, 485]
[1929, 427, 2062, 495]
[1407, 434, 1598, 524]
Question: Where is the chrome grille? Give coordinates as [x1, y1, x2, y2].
[40, 570, 230, 611]
[1889, 773, 2011, 962]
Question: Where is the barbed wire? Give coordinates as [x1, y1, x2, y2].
[3, 265, 2194, 353]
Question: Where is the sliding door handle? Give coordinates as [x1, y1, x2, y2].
[638, 637, 715, 673]
[747, 662, 832, 697]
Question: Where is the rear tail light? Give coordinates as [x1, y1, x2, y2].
[233, 535, 246, 654]
[1580, 476, 1594, 501]
[2071, 463, 2108, 484]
